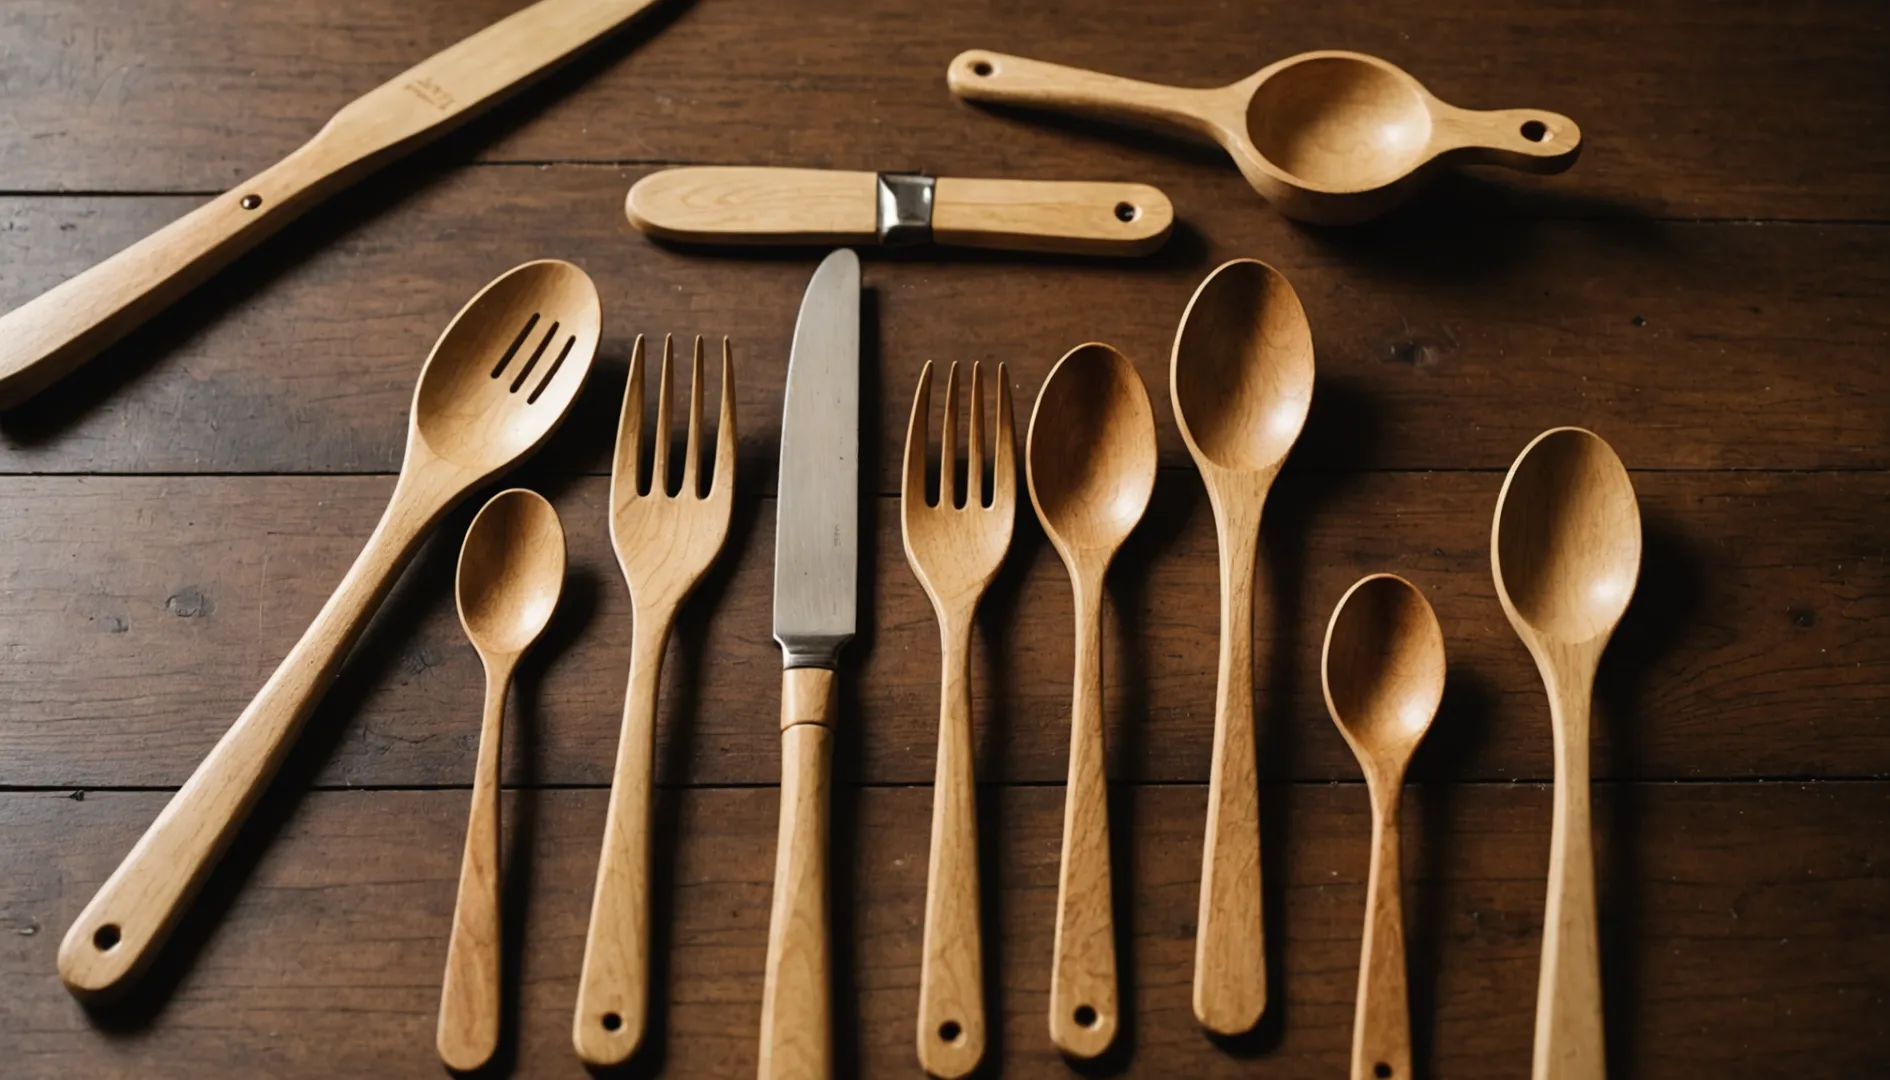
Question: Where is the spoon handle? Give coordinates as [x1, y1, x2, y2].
[1536, 673, 1605, 1079]
[1352, 783, 1412, 1080]
[1195, 513, 1266, 1034]
[917, 614, 985, 1078]
[56, 481, 442, 998]
[947, 49, 1230, 144]
[573, 614, 673, 1066]
[1428, 105, 1583, 174]
[759, 667, 836, 1080]
[1050, 577, 1118, 1059]
[437, 658, 512, 1072]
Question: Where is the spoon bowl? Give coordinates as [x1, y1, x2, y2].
[1493, 426, 1642, 645]
[415, 259, 601, 471]
[457, 488, 567, 658]
[1173, 259, 1314, 474]
[950, 48, 1581, 224]
[1027, 342, 1158, 561]
[1323, 573, 1446, 771]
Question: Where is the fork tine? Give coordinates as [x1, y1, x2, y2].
[712, 337, 736, 497]
[683, 335, 705, 497]
[903, 361, 933, 510]
[968, 362, 986, 509]
[992, 361, 1016, 509]
[653, 334, 674, 496]
[940, 361, 959, 509]
[612, 335, 647, 502]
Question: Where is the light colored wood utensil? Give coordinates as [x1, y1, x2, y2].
[1492, 427, 1642, 1080]
[626, 167, 1173, 256]
[56, 260, 600, 998]
[1169, 257, 1314, 1035]
[1025, 342, 1157, 1059]
[0, 0, 661, 409]
[574, 334, 737, 1067]
[438, 487, 567, 1072]
[948, 49, 1581, 225]
[900, 360, 1016, 1078]
[1322, 573, 1446, 1080]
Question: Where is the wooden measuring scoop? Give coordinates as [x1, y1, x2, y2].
[949, 49, 1580, 224]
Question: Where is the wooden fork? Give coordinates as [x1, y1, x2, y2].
[573, 334, 736, 1067]
[901, 360, 1016, 1078]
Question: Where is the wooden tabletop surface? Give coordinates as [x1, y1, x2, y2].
[2, 0, 1886, 1076]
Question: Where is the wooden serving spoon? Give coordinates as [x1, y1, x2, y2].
[949, 49, 1581, 225]
[1323, 574, 1446, 1080]
[439, 488, 567, 1072]
[1170, 258, 1314, 1035]
[1492, 427, 1642, 1080]
[1025, 342, 1157, 1059]
[57, 260, 600, 999]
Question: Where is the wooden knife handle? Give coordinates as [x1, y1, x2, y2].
[932, 178, 1172, 256]
[626, 167, 879, 245]
[0, 144, 347, 409]
[759, 668, 836, 1080]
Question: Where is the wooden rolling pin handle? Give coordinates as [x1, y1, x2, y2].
[758, 667, 836, 1080]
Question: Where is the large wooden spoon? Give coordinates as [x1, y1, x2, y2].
[1170, 258, 1314, 1034]
[57, 260, 600, 999]
[949, 49, 1580, 225]
[1323, 573, 1445, 1080]
[1492, 427, 1642, 1080]
[438, 488, 567, 1072]
[1026, 342, 1157, 1059]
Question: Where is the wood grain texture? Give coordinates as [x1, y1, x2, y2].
[759, 669, 838, 1079]
[626, 168, 879, 245]
[4, 171, 1888, 475]
[928, 177, 1173, 255]
[2, 782, 1885, 1077]
[1, 0, 1885, 220]
[0, 470, 1882, 788]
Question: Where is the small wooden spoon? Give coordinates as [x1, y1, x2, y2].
[949, 49, 1581, 225]
[1025, 342, 1158, 1059]
[1492, 427, 1642, 1080]
[1323, 574, 1446, 1080]
[438, 488, 566, 1072]
[1170, 258, 1314, 1035]
[57, 260, 600, 999]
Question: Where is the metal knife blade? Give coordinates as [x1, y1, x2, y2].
[772, 249, 861, 669]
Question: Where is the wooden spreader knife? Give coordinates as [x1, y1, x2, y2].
[627, 167, 1174, 256]
[0, 0, 667, 409]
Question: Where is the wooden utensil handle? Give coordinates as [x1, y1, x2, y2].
[1353, 785, 1412, 1080]
[55, 481, 442, 997]
[1536, 676, 1605, 1080]
[1050, 577, 1118, 1059]
[1194, 514, 1265, 1035]
[625, 167, 880, 245]
[0, 142, 351, 409]
[573, 616, 672, 1066]
[437, 658, 513, 1072]
[947, 49, 1227, 142]
[1431, 106, 1583, 174]
[917, 616, 984, 1078]
[759, 667, 836, 1080]
[932, 178, 1173, 256]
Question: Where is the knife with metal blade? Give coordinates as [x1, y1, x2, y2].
[0, 0, 667, 408]
[758, 249, 860, 1080]
[626, 166, 1174, 256]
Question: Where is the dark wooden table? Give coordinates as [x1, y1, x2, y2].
[2, 1, 1886, 1076]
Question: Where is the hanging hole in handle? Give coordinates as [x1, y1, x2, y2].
[1073, 1004, 1098, 1028]
[938, 1020, 962, 1043]
[1113, 201, 1138, 223]
[1519, 120, 1549, 143]
[239, 193, 263, 210]
[1374, 1063, 1393, 1078]
[972, 60, 993, 77]
[601, 1012, 622, 1032]
[92, 923, 121, 951]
